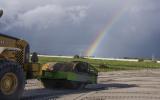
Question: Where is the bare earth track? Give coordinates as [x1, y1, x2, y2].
[22, 69, 160, 100]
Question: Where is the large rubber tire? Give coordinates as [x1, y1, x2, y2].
[0, 60, 25, 100]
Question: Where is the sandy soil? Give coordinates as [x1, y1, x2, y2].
[22, 69, 160, 100]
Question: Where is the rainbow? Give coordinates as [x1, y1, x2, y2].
[85, 2, 129, 57]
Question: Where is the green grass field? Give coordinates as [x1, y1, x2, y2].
[39, 57, 160, 72]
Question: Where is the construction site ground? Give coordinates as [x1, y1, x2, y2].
[22, 69, 160, 100]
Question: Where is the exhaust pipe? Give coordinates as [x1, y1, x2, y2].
[0, 9, 3, 18]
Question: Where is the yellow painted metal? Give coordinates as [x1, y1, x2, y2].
[31, 63, 41, 77]
[0, 34, 42, 78]
[31, 63, 41, 72]
[0, 35, 28, 64]
[23, 63, 41, 77]
[0, 36, 17, 48]
[0, 73, 18, 95]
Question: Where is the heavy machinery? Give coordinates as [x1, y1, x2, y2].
[41, 61, 98, 89]
[0, 33, 41, 100]
[0, 33, 98, 100]
[0, 10, 41, 99]
[0, 9, 98, 100]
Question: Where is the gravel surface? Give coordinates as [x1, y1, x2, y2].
[22, 69, 160, 100]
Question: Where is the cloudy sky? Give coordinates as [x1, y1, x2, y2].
[0, 0, 160, 58]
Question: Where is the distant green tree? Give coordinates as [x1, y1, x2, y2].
[74, 54, 80, 59]
[138, 58, 144, 62]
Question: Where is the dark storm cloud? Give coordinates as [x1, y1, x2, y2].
[0, 0, 160, 58]
[95, 0, 160, 58]
[0, 0, 89, 55]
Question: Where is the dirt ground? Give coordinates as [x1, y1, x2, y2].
[22, 69, 160, 100]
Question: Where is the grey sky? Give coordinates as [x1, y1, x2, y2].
[0, 0, 160, 58]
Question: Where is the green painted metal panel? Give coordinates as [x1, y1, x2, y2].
[41, 71, 97, 84]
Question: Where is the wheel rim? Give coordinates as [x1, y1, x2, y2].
[1, 73, 18, 95]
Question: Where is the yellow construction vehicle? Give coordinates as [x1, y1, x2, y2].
[0, 10, 98, 100]
[0, 33, 41, 100]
